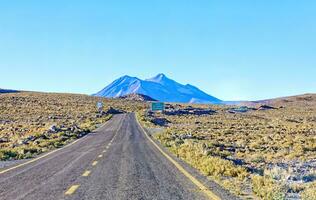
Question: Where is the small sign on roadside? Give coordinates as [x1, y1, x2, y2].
[151, 102, 165, 112]
[97, 102, 103, 113]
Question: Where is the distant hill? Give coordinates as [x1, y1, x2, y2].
[0, 88, 19, 94]
[237, 94, 316, 107]
[118, 93, 157, 102]
[93, 73, 222, 104]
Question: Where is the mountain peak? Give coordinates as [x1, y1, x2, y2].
[147, 73, 170, 83]
[156, 73, 166, 78]
[121, 75, 131, 78]
[119, 75, 138, 80]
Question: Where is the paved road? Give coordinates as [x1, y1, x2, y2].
[0, 113, 211, 200]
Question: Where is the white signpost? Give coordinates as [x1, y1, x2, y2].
[97, 102, 103, 113]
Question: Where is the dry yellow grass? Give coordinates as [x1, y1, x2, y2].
[139, 94, 316, 199]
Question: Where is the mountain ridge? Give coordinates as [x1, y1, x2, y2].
[93, 73, 221, 104]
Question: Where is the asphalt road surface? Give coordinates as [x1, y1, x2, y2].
[0, 113, 226, 200]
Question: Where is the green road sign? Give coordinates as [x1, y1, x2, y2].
[151, 102, 165, 111]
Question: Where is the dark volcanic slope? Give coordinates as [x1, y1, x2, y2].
[118, 93, 157, 102]
[0, 114, 218, 200]
[0, 89, 18, 94]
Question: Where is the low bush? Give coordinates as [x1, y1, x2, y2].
[301, 182, 316, 200]
[252, 175, 286, 200]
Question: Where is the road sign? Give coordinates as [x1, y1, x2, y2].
[151, 102, 165, 111]
[97, 102, 103, 112]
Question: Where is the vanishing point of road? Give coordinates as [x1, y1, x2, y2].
[0, 113, 237, 200]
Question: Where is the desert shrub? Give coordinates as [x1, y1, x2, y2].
[0, 149, 18, 160]
[157, 133, 249, 179]
[289, 183, 305, 193]
[251, 153, 265, 163]
[252, 175, 286, 200]
[221, 178, 245, 196]
[264, 167, 289, 181]
[0, 146, 42, 160]
[301, 182, 316, 200]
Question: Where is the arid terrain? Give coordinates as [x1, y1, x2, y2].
[139, 94, 316, 199]
[1, 92, 315, 199]
[0, 92, 144, 161]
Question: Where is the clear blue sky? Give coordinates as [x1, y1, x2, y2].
[0, 0, 315, 100]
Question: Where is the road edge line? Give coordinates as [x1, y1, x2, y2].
[135, 114, 221, 200]
[0, 138, 81, 175]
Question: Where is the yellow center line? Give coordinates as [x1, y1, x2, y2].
[65, 185, 80, 195]
[92, 161, 98, 166]
[82, 170, 91, 177]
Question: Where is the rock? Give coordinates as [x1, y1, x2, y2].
[18, 139, 29, 145]
[48, 115, 57, 119]
[39, 134, 49, 140]
[77, 132, 88, 138]
[150, 117, 170, 126]
[33, 140, 41, 145]
[48, 125, 59, 133]
[165, 107, 216, 116]
[95, 114, 102, 118]
[180, 133, 194, 140]
[15, 135, 37, 146]
[26, 135, 36, 141]
[258, 105, 276, 110]
[70, 125, 80, 132]
[0, 137, 9, 143]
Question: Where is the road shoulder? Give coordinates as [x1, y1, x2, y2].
[135, 114, 241, 200]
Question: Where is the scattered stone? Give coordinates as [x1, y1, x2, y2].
[26, 135, 36, 141]
[70, 125, 80, 132]
[258, 105, 276, 110]
[150, 117, 170, 126]
[165, 107, 216, 116]
[171, 133, 204, 141]
[33, 140, 41, 145]
[18, 139, 29, 145]
[179, 133, 194, 140]
[48, 115, 58, 120]
[48, 125, 59, 133]
[265, 159, 316, 184]
[0, 137, 9, 143]
[228, 106, 256, 113]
